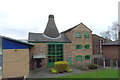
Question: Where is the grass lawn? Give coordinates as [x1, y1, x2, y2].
[57, 68, 119, 78]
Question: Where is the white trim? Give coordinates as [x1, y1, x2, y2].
[33, 54, 46, 58]
[42, 33, 61, 39]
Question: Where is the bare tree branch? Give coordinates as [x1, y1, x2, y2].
[100, 21, 119, 41]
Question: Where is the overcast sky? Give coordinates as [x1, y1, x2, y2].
[0, 0, 119, 39]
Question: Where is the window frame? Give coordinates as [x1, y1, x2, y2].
[84, 33, 90, 38]
[76, 44, 82, 49]
[76, 55, 82, 61]
[85, 55, 90, 60]
[85, 44, 90, 49]
[75, 32, 81, 38]
[47, 44, 64, 63]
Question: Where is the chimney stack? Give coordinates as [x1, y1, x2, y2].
[43, 15, 60, 38]
[49, 15, 54, 18]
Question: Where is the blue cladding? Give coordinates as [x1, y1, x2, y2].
[3, 38, 29, 49]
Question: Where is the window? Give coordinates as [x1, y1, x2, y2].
[47, 44, 64, 66]
[99, 40, 104, 44]
[76, 55, 82, 61]
[76, 44, 82, 49]
[75, 32, 81, 38]
[85, 55, 90, 60]
[84, 33, 89, 38]
[85, 44, 90, 49]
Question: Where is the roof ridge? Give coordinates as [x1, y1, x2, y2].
[61, 23, 92, 33]
[0, 35, 33, 46]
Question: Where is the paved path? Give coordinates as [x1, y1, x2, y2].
[29, 66, 118, 78]
[29, 66, 87, 78]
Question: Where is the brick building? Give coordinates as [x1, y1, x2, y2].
[92, 34, 111, 65]
[0, 36, 33, 78]
[62, 23, 93, 67]
[0, 14, 119, 79]
[102, 40, 120, 67]
[28, 15, 93, 69]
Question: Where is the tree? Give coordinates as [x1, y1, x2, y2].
[100, 21, 120, 41]
[111, 21, 120, 40]
[100, 30, 111, 40]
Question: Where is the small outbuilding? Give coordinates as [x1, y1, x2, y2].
[0, 36, 33, 78]
[102, 40, 120, 67]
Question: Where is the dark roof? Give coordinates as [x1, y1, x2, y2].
[28, 32, 71, 43]
[102, 40, 120, 46]
[44, 15, 60, 38]
[0, 35, 34, 46]
[61, 23, 92, 33]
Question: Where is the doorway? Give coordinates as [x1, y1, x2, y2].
[105, 59, 110, 66]
[36, 59, 41, 68]
[68, 57, 72, 65]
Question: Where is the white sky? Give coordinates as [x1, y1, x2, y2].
[0, 0, 119, 39]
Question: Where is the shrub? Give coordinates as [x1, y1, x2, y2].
[66, 68, 73, 72]
[79, 66, 89, 70]
[50, 61, 73, 74]
[87, 64, 97, 69]
[50, 68, 58, 74]
[54, 61, 69, 73]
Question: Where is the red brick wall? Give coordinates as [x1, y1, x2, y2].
[92, 34, 111, 55]
[30, 23, 93, 68]
[29, 43, 47, 69]
[64, 23, 93, 66]
[102, 45, 119, 59]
